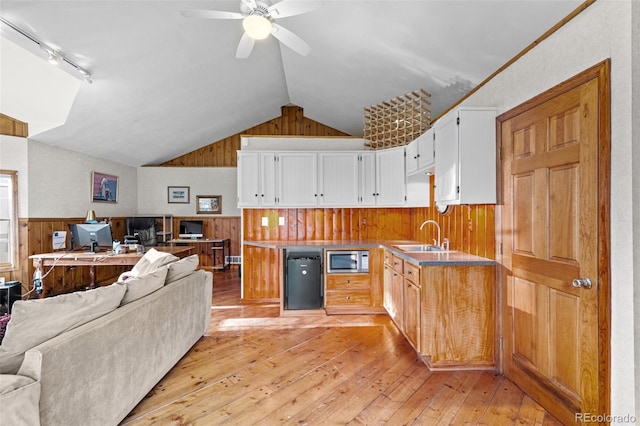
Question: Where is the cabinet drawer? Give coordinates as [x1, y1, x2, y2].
[391, 255, 404, 274]
[404, 262, 420, 286]
[325, 274, 370, 290]
[325, 290, 371, 306]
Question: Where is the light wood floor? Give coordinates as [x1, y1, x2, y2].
[121, 270, 562, 425]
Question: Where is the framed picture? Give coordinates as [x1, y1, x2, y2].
[91, 172, 118, 203]
[196, 195, 222, 214]
[168, 186, 190, 203]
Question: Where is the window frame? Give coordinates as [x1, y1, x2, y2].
[0, 170, 19, 272]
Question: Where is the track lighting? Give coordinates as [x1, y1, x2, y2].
[0, 17, 93, 84]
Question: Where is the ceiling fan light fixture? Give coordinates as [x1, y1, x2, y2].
[243, 14, 272, 40]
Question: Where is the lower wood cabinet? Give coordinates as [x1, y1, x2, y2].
[324, 248, 384, 314]
[383, 251, 495, 370]
[420, 264, 495, 370]
[403, 263, 421, 351]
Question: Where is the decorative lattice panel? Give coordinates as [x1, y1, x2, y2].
[363, 89, 431, 149]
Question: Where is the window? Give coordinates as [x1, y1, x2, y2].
[0, 171, 18, 271]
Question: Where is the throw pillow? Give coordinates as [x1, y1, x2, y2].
[131, 248, 179, 276]
[118, 266, 168, 305]
[166, 254, 199, 284]
[0, 315, 10, 345]
[0, 283, 126, 374]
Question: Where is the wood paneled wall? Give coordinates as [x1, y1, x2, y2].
[16, 218, 128, 298]
[157, 105, 349, 167]
[411, 176, 496, 260]
[171, 216, 240, 269]
[243, 177, 495, 260]
[0, 113, 28, 137]
[10, 216, 240, 299]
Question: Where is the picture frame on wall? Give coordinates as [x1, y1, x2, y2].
[168, 186, 190, 204]
[196, 195, 222, 214]
[91, 172, 118, 203]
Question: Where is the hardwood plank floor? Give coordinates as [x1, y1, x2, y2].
[121, 270, 562, 426]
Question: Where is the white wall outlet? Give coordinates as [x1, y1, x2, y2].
[261, 217, 268, 226]
[279, 217, 285, 226]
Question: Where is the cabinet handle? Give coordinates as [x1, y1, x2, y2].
[407, 270, 412, 275]
[346, 280, 350, 284]
[346, 296, 351, 300]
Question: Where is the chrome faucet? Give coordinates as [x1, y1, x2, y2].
[419, 220, 441, 248]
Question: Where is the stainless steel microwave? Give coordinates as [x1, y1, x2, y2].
[326, 250, 369, 274]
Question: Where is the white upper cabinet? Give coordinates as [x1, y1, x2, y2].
[237, 151, 278, 207]
[318, 152, 359, 206]
[359, 152, 377, 206]
[434, 107, 497, 205]
[406, 128, 435, 176]
[237, 151, 260, 207]
[376, 147, 406, 206]
[278, 152, 318, 207]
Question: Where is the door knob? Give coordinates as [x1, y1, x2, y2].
[572, 277, 593, 289]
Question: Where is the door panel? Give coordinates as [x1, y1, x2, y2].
[500, 63, 609, 425]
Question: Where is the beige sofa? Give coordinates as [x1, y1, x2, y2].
[0, 252, 213, 426]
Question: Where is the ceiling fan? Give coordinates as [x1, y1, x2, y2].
[181, 0, 323, 59]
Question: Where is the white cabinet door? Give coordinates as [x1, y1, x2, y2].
[405, 139, 419, 175]
[278, 152, 318, 206]
[434, 107, 497, 205]
[376, 147, 406, 206]
[407, 128, 435, 177]
[434, 112, 459, 204]
[237, 152, 260, 207]
[260, 152, 278, 207]
[417, 128, 435, 171]
[318, 152, 359, 206]
[359, 152, 377, 206]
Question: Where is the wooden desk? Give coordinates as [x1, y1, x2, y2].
[30, 246, 194, 295]
[169, 239, 230, 271]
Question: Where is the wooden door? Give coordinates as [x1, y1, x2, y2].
[499, 62, 610, 425]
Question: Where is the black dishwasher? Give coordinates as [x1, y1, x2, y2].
[285, 252, 322, 310]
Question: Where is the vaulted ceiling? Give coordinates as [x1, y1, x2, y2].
[1, 0, 584, 167]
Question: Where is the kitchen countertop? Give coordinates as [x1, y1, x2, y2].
[243, 240, 495, 266]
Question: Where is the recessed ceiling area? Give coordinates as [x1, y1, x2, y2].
[0, 1, 583, 167]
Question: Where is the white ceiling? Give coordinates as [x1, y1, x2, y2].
[0, 0, 583, 167]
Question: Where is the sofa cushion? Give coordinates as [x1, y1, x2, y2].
[0, 374, 41, 425]
[118, 248, 179, 282]
[0, 283, 126, 374]
[119, 266, 169, 305]
[166, 254, 199, 284]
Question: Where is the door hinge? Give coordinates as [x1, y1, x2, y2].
[499, 337, 504, 350]
[456, 185, 460, 194]
[498, 146, 502, 160]
[456, 117, 460, 125]
[499, 242, 503, 255]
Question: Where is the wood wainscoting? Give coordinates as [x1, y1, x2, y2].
[241, 202, 496, 303]
[18, 217, 128, 297]
[14, 216, 240, 298]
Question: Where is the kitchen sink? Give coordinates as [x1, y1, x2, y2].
[392, 244, 455, 253]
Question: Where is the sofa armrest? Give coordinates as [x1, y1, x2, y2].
[0, 374, 41, 425]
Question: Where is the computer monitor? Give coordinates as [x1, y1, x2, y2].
[179, 220, 203, 239]
[68, 223, 113, 252]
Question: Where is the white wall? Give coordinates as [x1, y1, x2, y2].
[457, 0, 634, 419]
[27, 140, 138, 218]
[0, 135, 29, 217]
[137, 167, 239, 217]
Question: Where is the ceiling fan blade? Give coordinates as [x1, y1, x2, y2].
[271, 23, 311, 56]
[180, 9, 245, 20]
[268, 0, 323, 19]
[236, 32, 256, 59]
